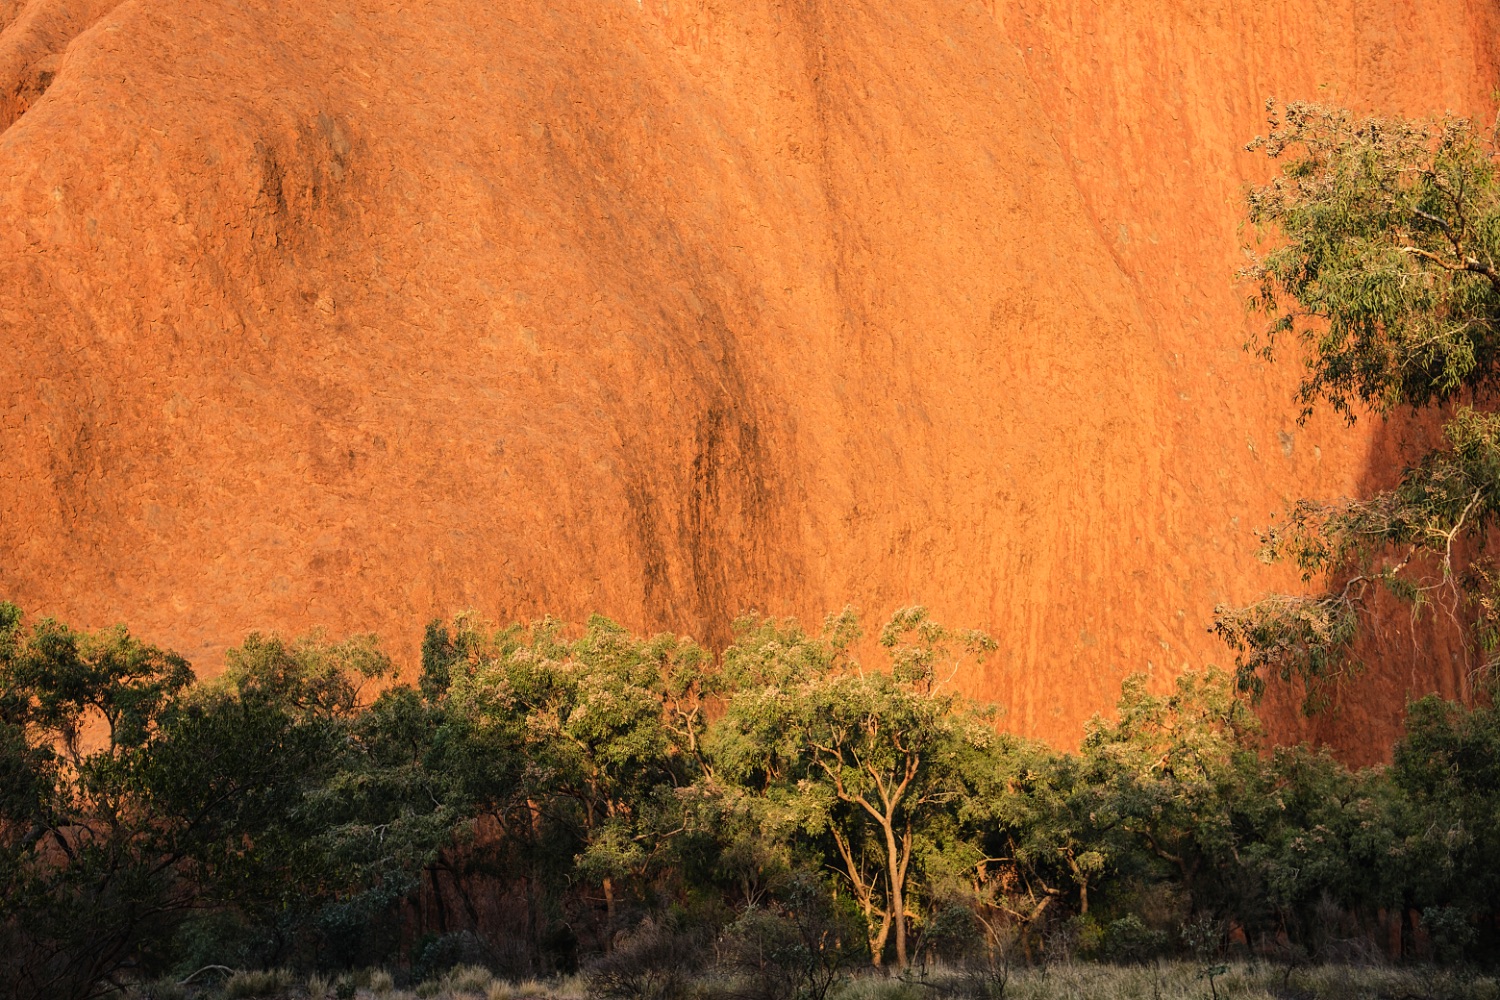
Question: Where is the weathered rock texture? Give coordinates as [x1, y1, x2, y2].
[2, 0, 1497, 754]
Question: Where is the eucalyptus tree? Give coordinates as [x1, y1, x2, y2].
[443, 614, 712, 942]
[0, 603, 434, 994]
[1217, 102, 1500, 706]
[1077, 670, 1261, 900]
[0, 603, 193, 1000]
[708, 607, 998, 969]
[1384, 696, 1500, 958]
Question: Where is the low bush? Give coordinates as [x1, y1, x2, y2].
[583, 921, 707, 1000]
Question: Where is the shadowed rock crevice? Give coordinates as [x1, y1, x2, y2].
[0, 50, 54, 130]
[0, 0, 123, 133]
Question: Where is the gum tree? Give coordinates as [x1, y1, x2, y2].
[443, 614, 712, 943]
[1216, 102, 1500, 707]
[709, 608, 997, 969]
[0, 604, 193, 1000]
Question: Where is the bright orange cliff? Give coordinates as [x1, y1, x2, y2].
[2, 0, 1496, 756]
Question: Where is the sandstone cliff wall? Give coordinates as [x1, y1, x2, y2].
[2, 0, 1496, 753]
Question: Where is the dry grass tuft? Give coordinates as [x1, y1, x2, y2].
[172, 962, 1500, 1000]
[222, 969, 295, 999]
[130, 979, 187, 1000]
[438, 965, 495, 996]
[815, 962, 1500, 1000]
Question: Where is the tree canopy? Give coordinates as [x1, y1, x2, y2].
[10, 599, 1500, 997]
[1216, 101, 1500, 707]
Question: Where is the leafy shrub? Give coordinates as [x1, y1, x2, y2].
[413, 934, 501, 985]
[168, 912, 276, 981]
[583, 922, 706, 1000]
[717, 879, 864, 1000]
[1423, 907, 1479, 965]
[1098, 916, 1168, 964]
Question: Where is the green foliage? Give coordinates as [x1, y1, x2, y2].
[0, 604, 198, 1000]
[1095, 915, 1168, 964]
[716, 874, 866, 1000]
[0, 606, 438, 999]
[15, 599, 1500, 995]
[438, 613, 712, 949]
[1243, 102, 1500, 417]
[1382, 694, 1500, 943]
[982, 670, 1260, 963]
[708, 608, 1000, 968]
[1219, 101, 1500, 704]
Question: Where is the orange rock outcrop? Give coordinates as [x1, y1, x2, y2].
[2, 0, 1496, 754]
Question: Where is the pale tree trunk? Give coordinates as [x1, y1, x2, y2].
[1004, 889, 1060, 964]
[1065, 854, 1090, 917]
[870, 909, 893, 968]
[819, 748, 922, 969]
[832, 827, 891, 966]
[881, 818, 908, 969]
[526, 800, 542, 970]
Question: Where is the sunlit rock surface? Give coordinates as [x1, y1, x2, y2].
[2, 0, 1496, 755]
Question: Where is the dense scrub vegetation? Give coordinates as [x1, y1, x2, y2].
[5, 601, 1500, 1000]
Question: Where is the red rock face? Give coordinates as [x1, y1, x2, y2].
[2, 0, 1496, 755]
